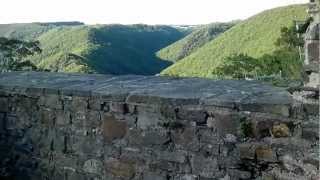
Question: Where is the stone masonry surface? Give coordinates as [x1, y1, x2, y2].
[0, 71, 318, 180]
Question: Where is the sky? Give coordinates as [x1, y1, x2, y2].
[1, 0, 308, 25]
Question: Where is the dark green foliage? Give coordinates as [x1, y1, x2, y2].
[86, 24, 183, 75]
[275, 26, 304, 48]
[296, 17, 313, 34]
[0, 37, 41, 72]
[215, 49, 302, 79]
[215, 54, 261, 79]
[239, 117, 254, 138]
[157, 22, 237, 62]
[259, 48, 302, 78]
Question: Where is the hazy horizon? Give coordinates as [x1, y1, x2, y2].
[1, 0, 308, 25]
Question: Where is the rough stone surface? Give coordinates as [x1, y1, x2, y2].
[0, 71, 318, 180]
[304, 1, 320, 89]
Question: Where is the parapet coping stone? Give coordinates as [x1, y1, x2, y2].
[0, 71, 293, 115]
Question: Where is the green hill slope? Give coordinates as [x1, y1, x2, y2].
[30, 24, 185, 74]
[0, 22, 84, 40]
[30, 26, 95, 73]
[156, 22, 237, 62]
[161, 4, 308, 78]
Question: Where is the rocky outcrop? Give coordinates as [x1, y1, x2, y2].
[0, 71, 318, 180]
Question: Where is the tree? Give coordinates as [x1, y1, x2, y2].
[215, 53, 262, 79]
[275, 25, 304, 49]
[0, 37, 41, 72]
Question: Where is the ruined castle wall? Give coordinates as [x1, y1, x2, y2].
[304, 0, 320, 88]
[0, 72, 318, 180]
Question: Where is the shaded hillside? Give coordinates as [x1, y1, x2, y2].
[161, 5, 308, 78]
[30, 24, 186, 74]
[157, 22, 237, 62]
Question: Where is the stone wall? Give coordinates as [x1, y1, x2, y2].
[0, 72, 318, 180]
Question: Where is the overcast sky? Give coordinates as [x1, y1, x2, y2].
[1, 0, 308, 25]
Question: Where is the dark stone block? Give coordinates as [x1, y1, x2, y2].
[103, 114, 127, 142]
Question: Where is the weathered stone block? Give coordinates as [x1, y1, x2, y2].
[172, 127, 199, 151]
[303, 103, 320, 116]
[56, 110, 71, 126]
[5, 114, 19, 131]
[198, 127, 221, 144]
[213, 111, 241, 136]
[88, 97, 107, 111]
[105, 158, 136, 179]
[255, 146, 277, 162]
[103, 114, 127, 142]
[37, 129, 65, 156]
[176, 108, 207, 123]
[156, 150, 187, 164]
[191, 154, 218, 178]
[250, 120, 272, 138]
[149, 160, 182, 173]
[238, 143, 277, 163]
[144, 172, 166, 180]
[0, 112, 5, 132]
[127, 128, 168, 148]
[241, 104, 291, 117]
[267, 137, 312, 157]
[118, 147, 149, 167]
[104, 145, 121, 158]
[136, 106, 162, 130]
[71, 133, 104, 157]
[237, 143, 257, 160]
[227, 169, 251, 180]
[84, 110, 102, 127]
[71, 97, 88, 112]
[306, 40, 320, 64]
[83, 159, 103, 175]
[174, 174, 197, 180]
[0, 97, 8, 112]
[110, 102, 129, 114]
[53, 154, 79, 173]
[39, 95, 62, 109]
[271, 123, 290, 138]
[40, 108, 56, 127]
[302, 122, 319, 141]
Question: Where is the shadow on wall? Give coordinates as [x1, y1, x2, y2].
[0, 100, 40, 180]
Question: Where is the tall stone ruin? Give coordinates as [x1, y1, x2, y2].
[304, 0, 320, 88]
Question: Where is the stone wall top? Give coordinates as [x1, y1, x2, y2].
[0, 71, 292, 115]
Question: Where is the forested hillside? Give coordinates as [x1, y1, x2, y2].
[161, 5, 308, 78]
[0, 23, 187, 74]
[0, 22, 84, 40]
[157, 22, 238, 62]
